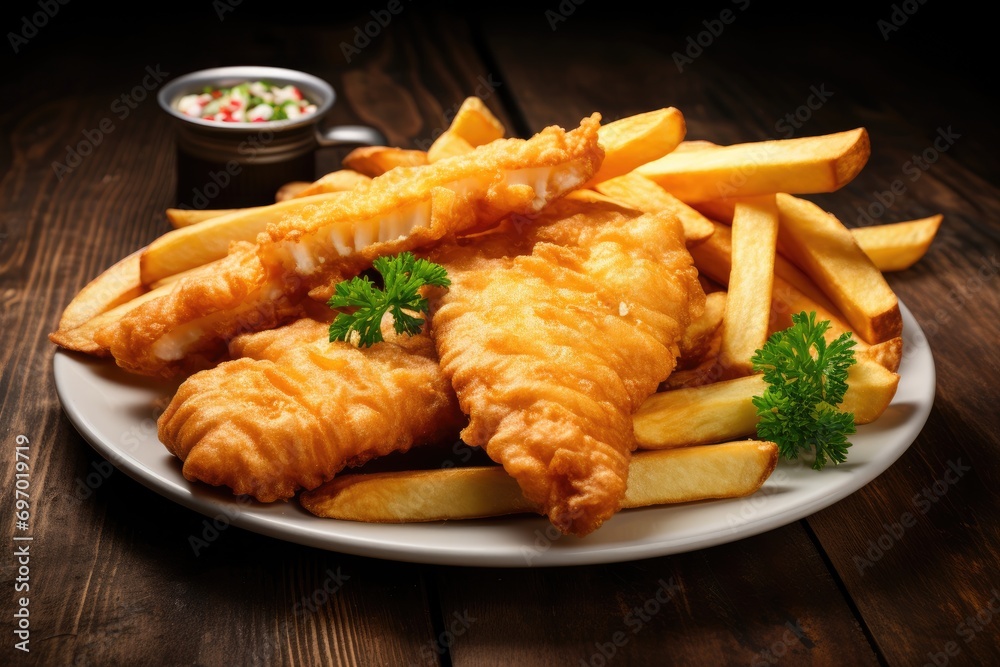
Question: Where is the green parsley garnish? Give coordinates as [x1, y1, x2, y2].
[328, 252, 450, 348]
[750, 311, 858, 470]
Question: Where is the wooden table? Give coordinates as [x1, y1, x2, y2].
[3, 4, 998, 665]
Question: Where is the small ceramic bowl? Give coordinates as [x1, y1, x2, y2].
[158, 65, 386, 209]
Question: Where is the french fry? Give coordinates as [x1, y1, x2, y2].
[635, 128, 870, 202]
[851, 215, 942, 272]
[676, 291, 727, 370]
[275, 181, 312, 202]
[689, 198, 736, 224]
[633, 358, 900, 449]
[594, 172, 714, 245]
[49, 284, 171, 356]
[687, 204, 942, 273]
[674, 139, 720, 152]
[775, 193, 901, 344]
[140, 192, 348, 286]
[859, 336, 903, 373]
[57, 249, 145, 332]
[340, 146, 428, 177]
[291, 169, 373, 199]
[688, 221, 865, 349]
[427, 132, 475, 162]
[166, 208, 243, 229]
[444, 96, 506, 146]
[585, 107, 686, 186]
[299, 441, 779, 523]
[717, 196, 778, 378]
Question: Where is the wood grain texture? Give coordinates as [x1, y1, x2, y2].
[437, 530, 878, 667]
[1, 3, 998, 666]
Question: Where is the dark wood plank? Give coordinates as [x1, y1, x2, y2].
[437, 529, 878, 667]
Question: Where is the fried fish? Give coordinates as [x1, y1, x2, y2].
[157, 317, 465, 502]
[427, 192, 705, 535]
[95, 115, 604, 378]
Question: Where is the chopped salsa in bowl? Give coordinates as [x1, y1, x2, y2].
[176, 81, 319, 123]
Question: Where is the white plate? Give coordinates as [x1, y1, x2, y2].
[53, 301, 935, 567]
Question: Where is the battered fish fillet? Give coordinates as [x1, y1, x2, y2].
[158, 317, 464, 502]
[427, 193, 705, 536]
[96, 115, 604, 378]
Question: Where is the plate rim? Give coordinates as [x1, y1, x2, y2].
[53, 299, 935, 567]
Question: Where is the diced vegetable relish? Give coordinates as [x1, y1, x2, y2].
[176, 81, 319, 123]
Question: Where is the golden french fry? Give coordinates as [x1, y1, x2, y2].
[427, 132, 475, 163]
[57, 249, 145, 332]
[594, 172, 714, 245]
[636, 128, 870, 202]
[302, 466, 535, 522]
[341, 146, 428, 177]
[859, 336, 903, 373]
[439, 96, 506, 146]
[148, 263, 207, 290]
[299, 441, 779, 522]
[427, 98, 506, 163]
[634, 358, 900, 449]
[275, 181, 312, 202]
[776, 193, 901, 344]
[689, 198, 736, 224]
[687, 206, 942, 273]
[624, 441, 778, 506]
[674, 139, 720, 152]
[292, 169, 373, 199]
[717, 196, 778, 378]
[677, 291, 727, 370]
[586, 107, 686, 186]
[166, 208, 243, 229]
[49, 284, 171, 356]
[689, 221, 864, 349]
[851, 215, 942, 272]
[140, 192, 348, 286]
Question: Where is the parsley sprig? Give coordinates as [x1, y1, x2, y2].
[328, 252, 450, 348]
[750, 311, 858, 470]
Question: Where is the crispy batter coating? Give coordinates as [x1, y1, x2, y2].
[428, 194, 705, 535]
[96, 115, 604, 378]
[157, 318, 465, 502]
